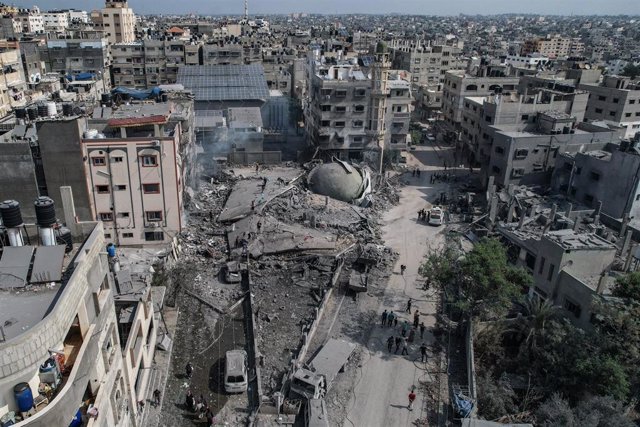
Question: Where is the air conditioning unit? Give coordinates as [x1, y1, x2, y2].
[148, 222, 160, 228]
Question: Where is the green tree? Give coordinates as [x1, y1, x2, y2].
[621, 63, 640, 80]
[509, 296, 559, 360]
[421, 238, 531, 319]
[536, 393, 576, 427]
[612, 271, 640, 300]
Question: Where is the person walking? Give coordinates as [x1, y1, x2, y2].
[387, 335, 395, 352]
[406, 298, 412, 313]
[417, 169, 421, 178]
[408, 327, 416, 343]
[153, 389, 161, 407]
[413, 309, 420, 328]
[387, 310, 395, 327]
[401, 337, 409, 355]
[400, 264, 406, 275]
[394, 316, 398, 327]
[420, 322, 426, 339]
[401, 320, 409, 337]
[420, 342, 428, 363]
[185, 362, 193, 379]
[185, 390, 194, 411]
[408, 389, 417, 411]
[381, 309, 388, 327]
[395, 336, 402, 354]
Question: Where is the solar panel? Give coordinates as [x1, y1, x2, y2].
[30, 245, 66, 284]
[178, 64, 270, 101]
[0, 246, 34, 289]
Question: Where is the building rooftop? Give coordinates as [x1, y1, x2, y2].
[177, 64, 270, 102]
[0, 243, 78, 342]
[545, 229, 615, 251]
[227, 107, 263, 129]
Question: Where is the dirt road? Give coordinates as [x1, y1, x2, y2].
[342, 143, 455, 427]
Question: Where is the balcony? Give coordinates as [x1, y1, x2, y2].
[393, 112, 410, 119]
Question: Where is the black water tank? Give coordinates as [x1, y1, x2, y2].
[62, 103, 74, 116]
[27, 107, 38, 120]
[161, 93, 168, 102]
[57, 227, 73, 253]
[15, 107, 27, 119]
[101, 93, 112, 106]
[0, 200, 23, 228]
[34, 197, 56, 228]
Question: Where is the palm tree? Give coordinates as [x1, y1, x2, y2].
[509, 296, 559, 360]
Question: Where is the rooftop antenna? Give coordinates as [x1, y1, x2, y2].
[244, 0, 248, 21]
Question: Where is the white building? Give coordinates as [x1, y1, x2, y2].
[16, 11, 44, 34]
[505, 54, 550, 69]
[99, 0, 136, 44]
[67, 9, 89, 24]
[42, 12, 69, 32]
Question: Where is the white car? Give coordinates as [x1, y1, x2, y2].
[224, 350, 248, 393]
[428, 207, 444, 226]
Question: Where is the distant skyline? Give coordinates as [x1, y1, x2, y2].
[7, 0, 640, 16]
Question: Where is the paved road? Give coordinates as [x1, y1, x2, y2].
[343, 143, 455, 427]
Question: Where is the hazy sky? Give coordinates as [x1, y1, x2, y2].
[10, 0, 640, 16]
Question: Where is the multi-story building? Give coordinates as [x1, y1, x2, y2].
[304, 49, 411, 161]
[111, 42, 145, 88]
[0, 216, 152, 426]
[42, 11, 69, 32]
[460, 87, 589, 166]
[15, 9, 44, 34]
[0, 49, 27, 118]
[96, 0, 136, 44]
[579, 76, 640, 139]
[442, 68, 520, 128]
[67, 9, 89, 24]
[553, 141, 640, 226]
[80, 102, 189, 246]
[40, 32, 111, 91]
[0, 16, 21, 38]
[504, 54, 550, 69]
[484, 112, 618, 188]
[521, 35, 573, 59]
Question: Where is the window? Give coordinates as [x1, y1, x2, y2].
[563, 298, 581, 318]
[492, 165, 501, 174]
[104, 233, 112, 238]
[547, 264, 555, 281]
[514, 149, 528, 159]
[626, 113, 632, 117]
[521, 114, 529, 120]
[123, 233, 134, 238]
[485, 115, 492, 122]
[613, 98, 619, 104]
[142, 183, 160, 194]
[354, 105, 365, 113]
[321, 120, 330, 127]
[597, 95, 606, 101]
[511, 168, 525, 177]
[112, 156, 123, 163]
[335, 106, 346, 113]
[564, 162, 573, 171]
[353, 120, 364, 127]
[144, 231, 164, 241]
[353, 136, 363, 143]
[334, 121, 345, 127]
[92, 157, 106, 166]
[114, 184, 127, 191]
[595, 108, 603, 114]
[335, 90, 347, 98]
[630, 99, 636, 105]
[117, 212, 130, 218]
[609, 111, 616, 117]
[575, 167, 582, 175]
[96, 185, 110, 194]
[494, 146, 504, 154]
[146, 211, 163, 221]
[538, 257, 546, 274]
[99, 212, 113, 221]
[321, 104, 331, 112]
[141, 155, 157, 167]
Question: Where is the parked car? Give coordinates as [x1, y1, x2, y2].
[428, 207, 444, 226]
[223, 261, 241, 283]
[224, 350, 248, 393]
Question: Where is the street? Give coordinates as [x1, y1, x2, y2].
[342, 142, 456, 427]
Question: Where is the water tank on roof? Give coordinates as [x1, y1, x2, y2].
[37, 104, 48, 118]
[34, 196, 56, 228]
[84, 129, 98, 139]
[0, 200, 23, 228]
[101, 93, 112, 106]
[57, 227, 73, 253]
[62, 103, 73, 116]
[27, 107, 38, 120]
[14, 107, 27, 119]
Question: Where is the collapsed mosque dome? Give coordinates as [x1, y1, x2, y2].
[307, 159, 371, 204]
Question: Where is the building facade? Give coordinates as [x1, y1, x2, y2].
[97, 0, 136, 44]
[0, 49, 27, 118]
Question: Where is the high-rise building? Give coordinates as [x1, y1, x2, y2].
[96, 0, 136, 44]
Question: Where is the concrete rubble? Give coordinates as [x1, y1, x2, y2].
[158, 161, 404, 425]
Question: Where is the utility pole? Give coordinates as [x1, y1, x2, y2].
[367, 42, 391, 175]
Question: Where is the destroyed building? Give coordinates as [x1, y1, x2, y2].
[307, 160, 372, 205]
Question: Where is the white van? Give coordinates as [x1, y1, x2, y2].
[224, 350, 248, 393]
[429, 207, 444, 226]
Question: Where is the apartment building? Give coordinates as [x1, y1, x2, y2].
[521, 35, 576, 59]
[579, 76, 640, 139]
[304, 52, 411, 160]
[15, 9, 44, 34]
[40, 32, 111, 89]
[202, 41, 261, 66]
[442, 69, 520, 128]
[0, 49, 27, 118]
[96, 0, 136, 44]
[553, 141, 640, 225]
[484, 112, 617, 188]
[391, 38, 466, 89]
[42, 11, 69, 32]
[81, 103, 186, 246]
[111, 38, 204, 89]
[460, 88, 588, 166]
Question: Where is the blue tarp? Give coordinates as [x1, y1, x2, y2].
[111, 86, 162, 100]
[74, 72, 95, 81]
[453, 392, 474, 418]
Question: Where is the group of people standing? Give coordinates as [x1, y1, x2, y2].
[380, 299, 428, 362]
[184, 362, 216, 426]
